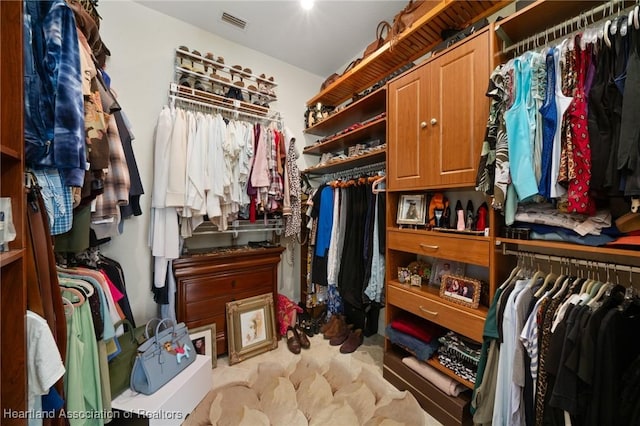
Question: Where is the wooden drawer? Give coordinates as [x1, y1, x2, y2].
[181, 268, 273, 302]
[388, 283, 485, 342]
[387, 230, 489, 267]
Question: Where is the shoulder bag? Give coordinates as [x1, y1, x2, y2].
[108, 319, 147, 397]
[130, 319, 196, 395]
[363, 21, 391, 58]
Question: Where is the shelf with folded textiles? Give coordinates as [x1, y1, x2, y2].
[307, 0, 510, 108]
[496, 237, 640, 263]
[425, 357, 474, 390]
[303, 116, 386, 156]
[304, 86, 386, 136]
[301, 148, 386, 176]
[175, 48, 278, 89]
[168, 83, 282, 124]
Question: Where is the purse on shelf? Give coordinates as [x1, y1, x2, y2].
[390, 1, 439, 43]
[363, 21, 391, 58]
[130, 318, 196, 395]
[108, 319, 148, 398]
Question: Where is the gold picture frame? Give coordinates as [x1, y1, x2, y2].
[226, 293, 278, 365]
[439, 274, 481, 309]
[189, 323, 217, 368]
[397, 194, 426, 225]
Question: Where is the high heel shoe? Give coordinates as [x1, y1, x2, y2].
[455, 200, 465, 231]
[466, 200, 474, 230]
[475, 202, 488, 232]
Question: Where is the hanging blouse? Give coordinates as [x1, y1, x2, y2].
[550, 45, 572, 199]
[567, 35, 596, 214]
[538, 48, 558, 200]
[491, 64, 511, 210]
[504, 56, 539, 201]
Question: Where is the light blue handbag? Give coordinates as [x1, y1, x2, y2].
[130, 319, 196, 395]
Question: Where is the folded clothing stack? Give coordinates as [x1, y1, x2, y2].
[385, 324, 440, 362]
[389, 313, 444, 344]
[401, 356, 468, 397]
[437, 331, 481, 384]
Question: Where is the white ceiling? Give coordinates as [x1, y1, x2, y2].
[135, 0, 406, 77]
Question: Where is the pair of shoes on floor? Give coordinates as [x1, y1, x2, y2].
[328, 325, 363, 354]
[285, 325, 310, 354]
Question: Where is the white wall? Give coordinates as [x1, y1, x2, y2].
[98, 0, 322, 324]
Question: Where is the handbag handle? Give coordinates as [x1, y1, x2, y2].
[114, 319, 136, 343]
[376, 21, 391, 41]
[143, 318, 167, 340]
[152, 318, 176, 343]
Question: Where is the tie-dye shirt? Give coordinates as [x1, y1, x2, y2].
[24, 0, 85, 187]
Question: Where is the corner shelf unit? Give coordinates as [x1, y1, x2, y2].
[307, 0, 510, 108]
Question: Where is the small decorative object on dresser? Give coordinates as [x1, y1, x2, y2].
[189, 323, 217, 368]
[226, 293, 278, 365]
[397, 194, 426, 226]
[439, 274, 481, 309]
[397, 267, 411, 284]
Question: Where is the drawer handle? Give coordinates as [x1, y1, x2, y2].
[231, 280, 236, 288]
[419, 243, 439, 250]
[419, 306, 438, 316]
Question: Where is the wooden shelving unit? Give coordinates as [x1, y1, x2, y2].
[1, 1, 27, 422]
[303, 118, 386, 156]
[426, 358, 475, 390]
[307, 0, 511, 108]
[302, 149, 386, 175]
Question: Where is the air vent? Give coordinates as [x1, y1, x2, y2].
[221, 11, 247, 30]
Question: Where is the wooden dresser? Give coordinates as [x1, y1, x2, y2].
[173, 246, 284, 356]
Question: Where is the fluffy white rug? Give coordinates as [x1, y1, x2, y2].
[183, 334, 441, 425]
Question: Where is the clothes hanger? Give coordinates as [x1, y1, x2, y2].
[537, 257, 566, 298]
[527, 256, 545, 289]
[61, 287, 85, 307]
[61, 296, 75, 318]
[534, 255, 557, 293]
[371, 175, 386, 194]
[634, 4, 639, 29]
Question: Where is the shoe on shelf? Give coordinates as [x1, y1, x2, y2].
[340, 329, 363, 354]
[190, 50, 206, 75]
[294, 325, 311, 349]
[455, 200, 465, 231]
[475, 202, 488, 231]
[285, 326, 301, 354]
[466, 200, 475, 230]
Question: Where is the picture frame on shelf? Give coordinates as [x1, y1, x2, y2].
[397, 194, 426, 226]
[439, 274, 481, 309]
[429, 259, 465, 286]
[226, 293, 278, 365]
[189, 323, 217, 368]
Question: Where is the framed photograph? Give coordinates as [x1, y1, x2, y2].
[226, 293, 278, 365]
[429, 259, 465, 286]
[189, 323, 217, 368]
[397, 194, 426, 225]
[439, 274, 481, 309]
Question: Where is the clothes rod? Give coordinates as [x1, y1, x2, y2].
[500, 0, 634, 55]
[502, 247, 640, 275]
[320, 161, 386, 182]
[169, 94, 280, 122]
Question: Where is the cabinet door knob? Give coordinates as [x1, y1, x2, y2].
[420, 121, 427, 129]
[419, 306, 438, 316]
[419, 243, 439, 250]
[430, 118, 438, 125]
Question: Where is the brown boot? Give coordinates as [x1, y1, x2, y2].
[320, 314, 339, 334]
[323, 315, 345, 339]
[329, 324, 352, 346]
[340, 329, 363, 354]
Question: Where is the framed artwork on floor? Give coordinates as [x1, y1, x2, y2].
[189, 323, 217, 368]
[226, 293, 278, 365]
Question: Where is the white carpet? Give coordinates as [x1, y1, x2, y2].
[183, 333, 443, 425]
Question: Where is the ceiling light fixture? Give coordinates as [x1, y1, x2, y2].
[301, 0, 314, 11]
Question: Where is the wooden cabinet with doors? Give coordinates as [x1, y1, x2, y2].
[383, 26, 499, 426]
[387, 30, 490, 190]
[1, 1, 27, 421]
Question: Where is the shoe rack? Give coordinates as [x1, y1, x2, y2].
[172, 47, 281, 122]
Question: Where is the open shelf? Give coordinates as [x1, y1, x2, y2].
[0, 249, 23, 268]
[426, 357, 475, 390]
[303, 117, 386, 156]
[302, 149, 386, 175]
[304, 87, 386, 136]
[494, 0, 608, 45]
[497, 237, 640, 262]
[307, 0, 510, 107]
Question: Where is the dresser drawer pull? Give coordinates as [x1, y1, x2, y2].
[419, 243, 439, 250]
[419, 306, 438, 316]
